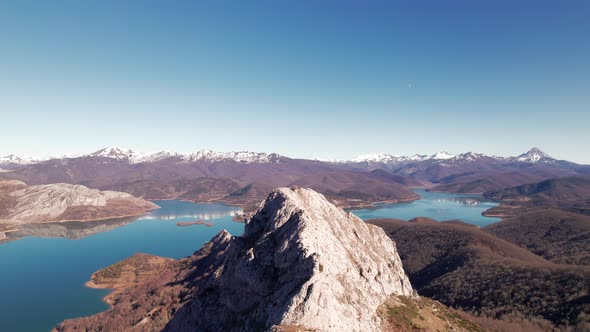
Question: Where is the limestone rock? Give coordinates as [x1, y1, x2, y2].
[0, 180, 158, 224]
[165, 187, 414, 332]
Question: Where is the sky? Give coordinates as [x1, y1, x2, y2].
[1, 1, 589, 163]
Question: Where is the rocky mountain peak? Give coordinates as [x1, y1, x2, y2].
[165, 187, 414, 331]
[184, 150, 282, 163]
[90, 147, 135, 160]
[517, 147, 552, 163]
[430, 151, 456, 160]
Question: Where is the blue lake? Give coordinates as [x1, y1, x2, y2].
[0, 200, 244, 332]
[0, 190, 499, 332]
[353, 189, 501, 226]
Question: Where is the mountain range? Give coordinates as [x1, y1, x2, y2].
[0, 146, 576, 168]
[1, 147, 588, 213]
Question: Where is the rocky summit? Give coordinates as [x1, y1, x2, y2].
[56, 187, 414, 332]
[165, 187, 414, 331]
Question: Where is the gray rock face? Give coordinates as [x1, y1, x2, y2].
[165, 187, 414, 332]
[0, 180, 158, 224]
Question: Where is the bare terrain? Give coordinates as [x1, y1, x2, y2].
[0, 180, 158, 230]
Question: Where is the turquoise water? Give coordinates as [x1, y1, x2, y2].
[353, 189, 501, 226]
[0, 200, 244, 332]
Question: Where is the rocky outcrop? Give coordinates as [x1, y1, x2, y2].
[56, 187, 414, 332]
[0, 180, 158, 225]
[166, 187, 414, 331]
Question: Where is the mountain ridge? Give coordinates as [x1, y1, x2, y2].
[2, 147, 588, 214]
[1, 147, 584, 167]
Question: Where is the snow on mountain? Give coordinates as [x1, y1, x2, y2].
[430, 151, 456, 160]
[85, 147, 281, 164]
[351, 153, 428, 164]
[346, 149, 555, 165]
[446, 152, 494, 162]
[129, 151, 182, 164]
[90, 147, 136, 160]
[352, 153, 401, 163]
[0, 154, 39, 166]
[1, 147, 558, 167]
[350, 151, 460, 163]
[183, 150, 281, 163]
[514, 147, 552, 163]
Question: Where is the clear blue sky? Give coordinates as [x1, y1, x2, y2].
[1, 1, 589, 163]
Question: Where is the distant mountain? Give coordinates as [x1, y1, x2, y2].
[0, 147, 283, 169]
[368, 218, 590, 330]
[343, 148, 589, 193]
[0, 154, 39, 170]
[1, 147, 587, 211]
[348, 148, 576, 167]
[513, 147, 560, 163]
[2, 147, 584, 170]
[78, 147, 283, 164]
[350, 153, 429, 164]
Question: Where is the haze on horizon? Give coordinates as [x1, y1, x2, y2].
[1, 1, 589, 163]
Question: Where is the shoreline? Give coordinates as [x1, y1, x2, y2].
[84, 279, 117, 310]
[82, 254, 175, 311]
[0, 207, 159, 233]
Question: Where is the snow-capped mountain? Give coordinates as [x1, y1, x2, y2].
[347, 149, 556, 165]
[0, 147, 564, 169]
[1, 147, 584, 206]
[446, 152, 495, 163]
[182, 150, 282, 164]
[89, 148, 183, 164]
[350, 151, 457, 164]
[513, 147, 551, 163]
[86, 147, 282, 164]
[0, 154, 41, 170]
[0, 154, 37, 165]
[351, 153, 428, 164]
[90, 147, 136, 160]
[1, 147, 283, 167]
[431, 151, 456, 160]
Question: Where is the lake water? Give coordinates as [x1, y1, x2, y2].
[0, 191, 499, 332]
[353, 189, 501, 226]
[0, 200, 244, 332]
